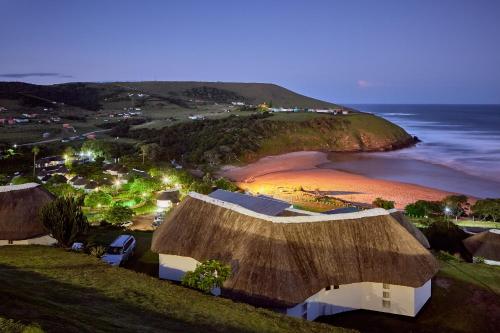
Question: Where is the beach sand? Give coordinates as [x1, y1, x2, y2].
[218, 151, 453, 209]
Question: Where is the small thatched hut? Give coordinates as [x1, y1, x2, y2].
[463, 229, 500, 265]
[156, 189, 181, 209]
[388, 209, 430, 248]
[152, 192, 439, 320]
[0, 183, 56, 245]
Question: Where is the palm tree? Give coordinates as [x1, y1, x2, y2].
[32, 146, 40, 180]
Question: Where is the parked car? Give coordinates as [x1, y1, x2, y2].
[101, 235, 136, 266]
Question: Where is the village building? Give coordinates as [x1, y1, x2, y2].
[156, 189, 181, 210]
[151, 192, 438, 320]
[104, 164, 128, 178]
[0, 183, 56, 246]
[36, 156, 65, 168]
[463, 229, 500, 265]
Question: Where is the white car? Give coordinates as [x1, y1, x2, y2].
[101, 235, 136, 266]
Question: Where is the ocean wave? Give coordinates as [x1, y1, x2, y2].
[381, 113, 416, 116]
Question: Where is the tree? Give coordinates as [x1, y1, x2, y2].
[104, 205, 134, 224]
[40, 196, 89, 247]
[372, 197, 395, 210]
[84, 191, 113, 208]
[181, 260, 231, 293]
[31, 146, 40, 180]
[472, 199, 500, 222]
[405, 200, 443, 218]
[139, 143, 162, 164]
[442, 195, 468, 221]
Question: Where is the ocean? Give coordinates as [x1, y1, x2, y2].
[326, 104, 500, 198]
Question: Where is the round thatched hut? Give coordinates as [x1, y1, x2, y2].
[151, 192, 439, 320]
[463, 229, 500, 265]
[0, 183, 56, 245]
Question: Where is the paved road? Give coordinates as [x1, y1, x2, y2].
[16, 129, 111, 147]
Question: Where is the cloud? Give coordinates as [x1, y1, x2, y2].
[0, 72, 73, 78]
[357, 79, 376, 88]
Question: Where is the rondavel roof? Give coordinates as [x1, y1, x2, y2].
[151, 192, 439, 308]
[0, 183, 54, 240]
[463, 229, 500, 261]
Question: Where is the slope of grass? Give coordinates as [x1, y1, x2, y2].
[0, 317, 43, 333]
[0, 246, 350, 333]
[115, 81, 339, 108]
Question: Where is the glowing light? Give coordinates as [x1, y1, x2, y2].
[13, 144, 17, 148]
[162, 176, 171, 184]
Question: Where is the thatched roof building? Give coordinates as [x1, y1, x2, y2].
[152, 192, 439, 308]
[0, 183, 54, 241]
[463, 229, 500, 264]
[388, 209, 430, 248]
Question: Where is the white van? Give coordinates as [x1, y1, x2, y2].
[101, 235, 136, 266]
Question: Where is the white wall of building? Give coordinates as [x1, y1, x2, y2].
[159, 254, 200, 281]
[287, 280, 432, 320]
[0, 235, 57, 246]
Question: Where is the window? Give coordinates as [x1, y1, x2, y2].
[8, 240, 13, 245]
[382, 300, 391, 308]
[383, 283, 390, 289]
[383, 291, 390, 298]
[325, 285, 331, 291]
[333, 285, 339, 289]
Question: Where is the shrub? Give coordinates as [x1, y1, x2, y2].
[372, 197, 395, 210]
[84, 191, 113, 208]
[40, 196, 89, 247]
[104, 205, 134, 224]
[89, 245, 106, 258]
[182, 260, 231, 293]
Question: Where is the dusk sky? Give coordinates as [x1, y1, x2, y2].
[1, 0, 499, 104]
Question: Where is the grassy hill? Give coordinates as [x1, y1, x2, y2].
[131, 112, 415, 166]
[0, 246, 349, 333]
[112, 81, 339, 108]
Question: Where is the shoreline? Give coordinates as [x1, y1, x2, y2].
[218, 151, 456, 210]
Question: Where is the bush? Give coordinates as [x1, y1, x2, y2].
[181, 260, 231, 293]
[84, 191, 113, 208]
[89, 245, 106, 258]
[40, 196, 89, 247]
[104, 206, 134, 224]
[372, 197, 395, 210]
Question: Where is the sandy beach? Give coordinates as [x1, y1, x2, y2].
[219, 151, 453, 209]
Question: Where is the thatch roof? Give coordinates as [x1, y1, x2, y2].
[0, 183, 54, 240]
[152, 193, 439, 308]
[463, 229, 500, 261]
[388, 209, 431, 248]
[157, 190, 180, 203]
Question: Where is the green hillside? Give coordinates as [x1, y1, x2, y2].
[0, 246, 348, 333]
[111, 81, 339, 108]
[131, 112, 415, 166]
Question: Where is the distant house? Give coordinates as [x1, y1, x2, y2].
[69, 176, 87, 190]
[151, 192, 439, 320]
[84, 181, 99, 193]
[36, 156, 65, 168]
[0, 183, 57, 246]
[104, 164, 128, 178]
[156, 189, 181, 210]
[463, 229, 500, 265]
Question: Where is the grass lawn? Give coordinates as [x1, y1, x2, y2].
[0, 246, 350, 333]
[454, 220, 500, 229]
[318, 259, 500, 333]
